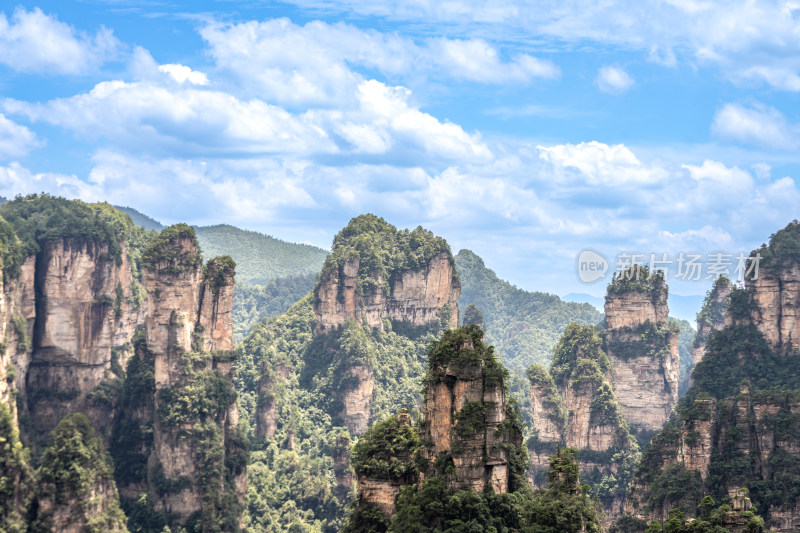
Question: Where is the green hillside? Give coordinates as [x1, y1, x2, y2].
[455, 249, 603, 372]
[195, 224, 328, 285]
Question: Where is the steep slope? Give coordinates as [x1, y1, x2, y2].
[622, 221, 800, 532]
[113, 206, 164, 232]
[345, 326, 603, 533]
[527, 324, 640, 518]
[455, 249, 602, 372]
[0, 196, 245, 532]
[195, 224, 328, 285]
[235, 214, 461, 531]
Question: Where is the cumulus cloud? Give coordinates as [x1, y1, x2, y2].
[158, 64, 209, 86]
[3, 80, 336, 157]
[200, 18, 558, 107]
[595, 66, 634, 94]
[0, 7, 119, 74]
[712, 103, 799, 150]
[431, 38, 560, 82]
[537, 141, 665, 186]
[3, 75, 489, 164]
[0, 113, 39, 160]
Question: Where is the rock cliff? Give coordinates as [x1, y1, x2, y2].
[345, 326, 527, 529]
[115, 225, 245, 528]
[313, 215, 460, 335]
[691, 276, 731, 371]
[420, 326, 523, 494]
[297, 215, 459, 435]
[621, 221, 800, 532]
[0, 197, 245, 532]
[527, 324, 639, 519]
[604, 267, 680, 438]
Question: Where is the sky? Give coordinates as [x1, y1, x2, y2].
[1, 0, 799, 297]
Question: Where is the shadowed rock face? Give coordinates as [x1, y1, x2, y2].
[3, 239, 147, 446]
[314, 251, 460, 333]
[421, 330, 521, 494]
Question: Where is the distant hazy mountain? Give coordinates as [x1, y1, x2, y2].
[112, 206, 329, 286]
[114, 205, 165, 231]
[194, 225, 328, 285]
[564, 291, 704, 324]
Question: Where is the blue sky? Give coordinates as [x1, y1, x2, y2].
[1, 1, 799, 297]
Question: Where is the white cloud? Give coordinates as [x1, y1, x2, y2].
[200, 18, 558, 108]
[278, 0, 800, 92]
[0, 7, 119, 74]
[3, 80, 336, 157]
[595, 66, 634, 94]
[0, 113, 39, 160]
[158, 64, 209, 86]
[432, 38, 560, 82]
[712, 103, 799, 150]
[537, 141, 666, 186]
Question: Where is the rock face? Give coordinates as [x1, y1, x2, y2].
[421, 327, 522, 494]
[307, 215, 460, 436]
[604, 269, 680, 437]
[621, 222, 800, 532]
[314, 251, 460, 334]
[748, 264, 800, 353]
[26, 239, 145, 444]
[527, 324, 639, 519]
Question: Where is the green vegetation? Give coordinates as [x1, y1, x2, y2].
[455, 249, 602, 372]
[643, 495, 764, 532]
[0, 402, 31, 531]
[527, 323, 641, 508]
[606, 265, 667, 303]
[350, 413, 419, 482]
[30, 413, 128, 532]
[142, 223, 202, 275]
[195, 224, 328, 286]
[232, 275, 318, 342]
[235, 291, 448, 532]
[755, 219, 800, 275]
[0, 194, 148, 279]
[320, 214, 454, 299]
[204, 255, 236, 289]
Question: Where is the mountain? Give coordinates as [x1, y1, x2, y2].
[112, 206, 330, 286]
[114, 205, 165, 231]
[455, 249, 603, 372]
[0, 196, 244, 531]
[622, 221, 800, 531]
[235, 214, 462, 531]
[194, 224, 328, 286]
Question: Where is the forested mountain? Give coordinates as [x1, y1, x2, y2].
[195, 224, 328, 285]
[622, 221, 800, 531]
[455, 249, 602, 372]
[234, 215, 462, 531]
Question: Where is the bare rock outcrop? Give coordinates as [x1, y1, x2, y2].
[421, 326, 522, 493]
[527, 323, 639, 520]
[604, 268, 680, 436]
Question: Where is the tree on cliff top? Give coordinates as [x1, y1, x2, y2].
[0, 194, 146, 277]
[319, 214, 456, 298]
[606, 265, 667, 302]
